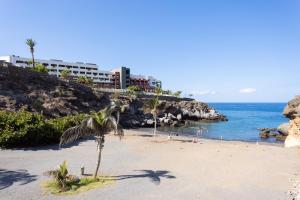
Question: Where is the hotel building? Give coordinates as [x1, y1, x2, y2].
[0, 55, 161, 91]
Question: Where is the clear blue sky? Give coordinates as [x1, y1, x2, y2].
[1, 0, 300, 102]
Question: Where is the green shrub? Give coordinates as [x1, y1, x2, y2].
[32, 63, 48, 73]
[76, 76, 93, 85]
[60, 69, 71, 78]
[0, 111, 86, 148]
[127, 85, 141, 92]
[48, 114, 86, 134]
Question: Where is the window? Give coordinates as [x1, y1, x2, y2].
[80, 72, 85, 74]
[51, 64, 57, 67]
[73, 66, 78, 69]
[80, 67, 85, 69]
[59, 65, 65, 68]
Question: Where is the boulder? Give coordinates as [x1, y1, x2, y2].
[277, 123, 289, 136]
[167, 113, 177, 120]
[258, 128, 282, 140]
[177, 114, 182, 121]
[283, 96, 300, 119]
[275, 134, 287, 141]
[146, 119, 154, 125]
[259, 131, 270, 139]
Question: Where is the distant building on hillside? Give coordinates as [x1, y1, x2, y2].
[111, 66, 130, 89]
[130, 75, 162, 92]
[0, 55, 162, 91]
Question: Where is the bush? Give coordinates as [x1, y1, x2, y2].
[76, 76, 93, 85]
[60, 69, 71, 78]
[48, 114, 86, 134]
[32, 63, 48, 74]
[0, 110, 86, 148]
[127, 85, 141, 92]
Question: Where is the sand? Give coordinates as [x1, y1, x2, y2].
[0, 129, 300, 200]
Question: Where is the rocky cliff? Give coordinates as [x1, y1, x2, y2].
[0, 65, 111, 117]
[0, 65, 227, 128]
[283, 96, 300, 147]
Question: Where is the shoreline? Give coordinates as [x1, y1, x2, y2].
[129, 128, 285, 147]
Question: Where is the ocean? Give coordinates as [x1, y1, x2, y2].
[158, 103, 289, 142]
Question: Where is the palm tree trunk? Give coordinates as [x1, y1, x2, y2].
[31, 51, 35, 68]
[94, 136, 104, 178]
[154, 113, 157, 136]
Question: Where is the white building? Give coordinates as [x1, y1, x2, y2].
[147, 76, 162, 88]
[0, 55, 162, 90]
[0, 55, 114, 84]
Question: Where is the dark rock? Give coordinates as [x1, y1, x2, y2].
[275, 134, 287, 141]
[277, 123, 289, 136]
[258, 127, 288, 141]
[260, 131, 270, 139]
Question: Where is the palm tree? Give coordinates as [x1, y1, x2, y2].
[150, 97, 159, 136]
[59, 102, 123, 178]
[149, 88, 162, 136]
[26, 38, 36, 68]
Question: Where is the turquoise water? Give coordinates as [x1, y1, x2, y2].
[158, 103, 289, 142]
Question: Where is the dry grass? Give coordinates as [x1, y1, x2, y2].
[42, 175, 114, 196]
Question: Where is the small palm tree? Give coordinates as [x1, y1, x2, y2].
[26, 38, 36, 68]
[59, 102, 123, 178]
[44, 161, 70, 191]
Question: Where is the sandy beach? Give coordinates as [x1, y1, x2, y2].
[1, 129, 300, 200]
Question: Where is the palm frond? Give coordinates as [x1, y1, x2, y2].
[107, 116, 124, 138]
[59, 118, 96, 147]
[26, 38, 36, 47]
[59, 101, 124, 147]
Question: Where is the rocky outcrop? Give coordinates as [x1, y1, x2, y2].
[119, 99, 227, 128]
[283, 96, 300, 148]
[0, 65, 111, 117]
[258, 128, 286, 141]
[285, 117, 300, 148]
[283, 95, 300, 119]
[0, 65, 227, 128]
